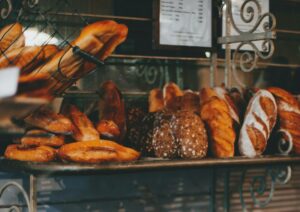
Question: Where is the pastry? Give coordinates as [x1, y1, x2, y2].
[97, 120, 120, 141]
[97, 81, 126, 142]
[238, 90, 277, 157]
[268, 87, 300, 154]
[65, 105, 99, 141]
[200, 88, 236, 158]
[21, 129, 64, 147]
[24, 107, 74, 134]
[0, 23, 24, 53]
[5, 144, 56, 162]
[58, 140, 140, 163]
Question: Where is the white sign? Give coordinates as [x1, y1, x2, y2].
[222, 0, 269, 51]
[159, 0, 212, 47]
[0, 67, 20, 98]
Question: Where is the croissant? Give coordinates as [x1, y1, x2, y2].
[5, 144, 56, 162]
[97, 81, 126, 142]
[200, 88, 236, 158]
[0, 23, 24, 53]
[65, 105, 100, 141]
[58, 140, 140, 163]
[21, 129, 65, 147]
[24, 107, 74, 134]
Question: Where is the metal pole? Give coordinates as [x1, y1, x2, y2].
[29, 175, 37, 212]
[225, 0, 232, 87]
[210, 52, 218, 87]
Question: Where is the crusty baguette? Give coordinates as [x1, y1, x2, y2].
[0, 45, 58, 75]
[98, 80, 126, 142]
[238, 90, 277, 157]
[24, 107, 74, 134]
[58, 140, 140, 163]
[149, 88, 164, 113]
[21, 129, 65, 147]
[5, 144, 56, 162]
[65, 105, 100, 141]
[200, 88, 236, 158]
[26, 20, 128, 94]
[97, 120, 120, 140]
[0, 23, 25, 53]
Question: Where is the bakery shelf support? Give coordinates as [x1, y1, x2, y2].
[0, 174, 37, 212]
[239, 166, 292, 211]
[218, 0, 277, 87]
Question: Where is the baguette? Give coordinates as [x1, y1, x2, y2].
[0, 23, 24, 53]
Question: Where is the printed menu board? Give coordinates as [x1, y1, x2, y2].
[159, 0, 212, 47]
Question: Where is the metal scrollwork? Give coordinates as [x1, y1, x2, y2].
[0, 0, 12, 20]
[0, 181, 31, 212]
[23, 0, 39, 8]
[220, 0, 277, 87]
[277, 129, 293, 155]
[239, 166, 292, 211]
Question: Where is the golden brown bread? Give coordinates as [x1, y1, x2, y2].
[58, 140, 140, 163]
[180, 90, 200, 112]
[24, 107, 74, 134]
[5, 144, 56, 162]
[65, 105, 99, 141]
[97, 120, 120, 141]
[98, 81, 126, 142]
[0, 45, 58, 75]
[0, 23, 25, 53]
[148, 88, 164, 113]
[21, 129, 65, 147]
[26, 21, 128, 95]
[163, 82, 183, 111]
[238, 90, 277, 157]
[200, 88, 236, 158]
[268, 87, 300, 154]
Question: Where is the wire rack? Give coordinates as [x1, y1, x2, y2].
[0, 0, 109, 96]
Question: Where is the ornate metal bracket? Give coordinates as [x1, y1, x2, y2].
[218, 0, 277, 87]
[0, 181, 31, 212]
[239, 166, 292, 211]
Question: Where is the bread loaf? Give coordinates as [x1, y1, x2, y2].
[238, 90, 277, 157]
[200, 88, 236, 158]
[0, 23, 24, 53]
[21, 129, 65, 147]
[149, 88, 164, 112]
[163, 82, 183, 111]
[5, 145, 56, 162]
[268, 87, 300, 154]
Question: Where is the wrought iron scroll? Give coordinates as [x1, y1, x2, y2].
[0, 181, 31, 212]
[0, 0, 12, 20]
[239, 166, 292, 211]
[218, 0, 277, 87]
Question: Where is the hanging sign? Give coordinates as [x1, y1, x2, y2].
[155, 0, 212, 48]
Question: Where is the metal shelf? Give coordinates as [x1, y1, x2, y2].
[1, 156, 300, 176]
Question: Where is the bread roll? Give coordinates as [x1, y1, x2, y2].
[21, 129, 64, 147]
[58, 140, 140, 163]
[200, 88, 236, 158]
[238, 90, 277, 157]
[24, 107, 74, 134]
[268, 87, 300, 154]
[5, 144, 56, 162]
[65, 105, 99, 141]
